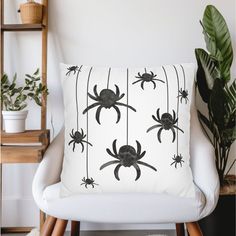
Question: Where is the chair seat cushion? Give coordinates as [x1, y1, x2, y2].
[42, 182, 205, 223]
[60, 63, 196, 197]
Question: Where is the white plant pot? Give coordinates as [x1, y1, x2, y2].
[2, 110, 28, 133]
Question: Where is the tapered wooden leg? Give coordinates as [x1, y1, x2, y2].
[176, 223, 185, 236]
[71, 221, 80, 236]
[186, 222, 203, 236]
[40, 216, 57, 236]
[51, 219, 68, 236]
[40, 210, 46, 231]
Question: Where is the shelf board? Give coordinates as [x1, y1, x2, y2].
[1, 24, 45, 31]
[1, 145, 47, 163]
[1, 129, 50, 144]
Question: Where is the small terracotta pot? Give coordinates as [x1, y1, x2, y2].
[18, 0, 43, 24]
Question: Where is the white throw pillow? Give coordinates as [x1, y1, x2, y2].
[60, 63, 196, 197]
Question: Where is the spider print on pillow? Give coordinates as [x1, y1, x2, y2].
[61, 63, 196, 196]
[177, 65, 189, 104]
[147, 108, 183, 143]
[146, 66, 184, 143]
[66, 65, 93, 153]
[133, 68, 164, 90]
[83, 68, 136, 124]
[100, 69, 157, 181]
[100, 140, 156, 181]
[170, 65, 186, 169]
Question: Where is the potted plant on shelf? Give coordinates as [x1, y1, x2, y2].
[1, 69, 48, 133]
[195, 5, 236, 236]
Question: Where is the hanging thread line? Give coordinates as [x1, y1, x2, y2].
[173, 65, 180, 154]
[162, 66, 169, 113]
[126, 68, 129, 145]
[180, 64, 186, 90]
[86, 67, 93, 178]
[75, 65, 83, 131]
[107, 67, 111, 89]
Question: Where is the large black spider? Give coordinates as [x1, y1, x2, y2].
[81, 177, 98, 188]
[132, 71, 164, 90]
[100, 140, 157, 181]
[177, 88, 189, 104]
[171, 154, 184, 168]
[146, 108, 184, 143]
[66, 65, 80, 76]
[83, 85, 136, 124]
[68, 128, 92, 152]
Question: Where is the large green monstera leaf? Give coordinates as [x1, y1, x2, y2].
[202, 5, 233, 82]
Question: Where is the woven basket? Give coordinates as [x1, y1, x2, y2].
[19, 0, 43, 24]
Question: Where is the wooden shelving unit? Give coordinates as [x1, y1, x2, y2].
[0, 0, 49, 234]
[1, 130, 50, 163]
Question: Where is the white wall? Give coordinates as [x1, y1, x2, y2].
[2, 0, 236, 229]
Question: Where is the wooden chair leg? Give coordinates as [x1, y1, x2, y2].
[176, 223, 185, 236]
[186, 222, 203, 236]
[51, 219, 68, 236]
[40, 210, 46, 231]
[71, 221, 80, 236]
[40, 215, 57, 236]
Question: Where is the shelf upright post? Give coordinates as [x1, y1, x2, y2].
[41, 0, 48, 130]
[0, 0, 4, 231]
[0, 0, 3, 76]
[40, 0, 48, 229]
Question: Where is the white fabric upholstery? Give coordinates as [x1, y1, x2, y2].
[32, 89, 219, 222]
[42, 183, 205, 223]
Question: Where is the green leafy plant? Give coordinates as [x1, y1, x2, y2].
[1, 69, 48, 111]
[195, 5, 236, 186]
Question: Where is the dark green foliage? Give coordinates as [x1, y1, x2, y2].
[1, 69, 48, 111]
[195, 5, 236, 185]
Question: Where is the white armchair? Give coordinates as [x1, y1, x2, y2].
[32, 93, 219, 236]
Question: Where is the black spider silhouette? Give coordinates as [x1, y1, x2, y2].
[171, 154, 184, 168]
[146, 108, 184, 143]
[83, 85, 136, 124]
[133, 71, 164, 90]
[81, 177, 98, 188]
[100, 140, 157, 181]
[66, 65, 80, 76]
[178, 88, 189, 104]
[68, 129, 92, 152]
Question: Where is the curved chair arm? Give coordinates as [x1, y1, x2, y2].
[190, 105, 220, 218]
[32, 128, 65, 209]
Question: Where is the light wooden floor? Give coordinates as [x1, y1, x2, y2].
[3, 230, 176, 236]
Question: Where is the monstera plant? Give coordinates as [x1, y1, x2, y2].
[195, 5, 236, 186]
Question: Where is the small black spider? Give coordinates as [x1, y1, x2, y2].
[146, 108, 184, 143]
[132, 71, 164, 90]
[171, 154, 184, 168]
[83, 85, 136, 124]
[81, 177, 98, 188]
[100, 140, 157, 181]
[66, 65, 80, 76]
[178, 88, 189, 104]
[68, 128, 92, 152]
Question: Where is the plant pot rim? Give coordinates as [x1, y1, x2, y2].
[2, 110, 28, 114]
[21, 0, 42, 6]
[220, 174, 236, 196]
